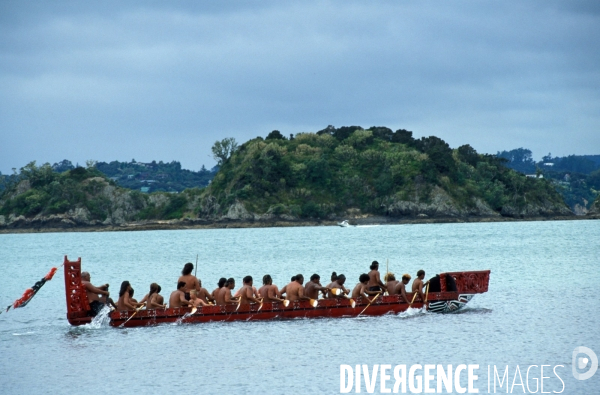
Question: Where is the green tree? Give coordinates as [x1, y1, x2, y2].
[212, 138, 238, 165]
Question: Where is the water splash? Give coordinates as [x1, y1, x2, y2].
[84, 305, 112, 329]
[173, 312, 193, 325]
[397, 306, 429, 319]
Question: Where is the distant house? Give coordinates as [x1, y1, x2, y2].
[109, 176, 119, 181]
[127, 174, 134, 179]
[543, 163, 554, 167]
[526, 174, 543, 179]
[140, 187, 150, 193]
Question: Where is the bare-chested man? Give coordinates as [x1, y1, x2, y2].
[326, 274, 350, 298]
[304, 274, 329, 300]
[169, 281, 190, 308]
[211, 278, 227, 300]
[396, 274, 412, 305]
[385, 273, 400, 296]
[216, 278, 238, 306]
[238, 276, 262, 305]
[234, 281, 260, 299]
[117, 281, 138, 311]
[139, 283, 167, 309]
[351, 273, 372, 299]
[281, 274, 310, 302]
[367, 261, 387, 293]
[258, 274, 285, 303]
[81, 271, 115, 315]
[178, 262, 201, 300]
[411, 270, 429, 302]
[153, 285, 166, 307]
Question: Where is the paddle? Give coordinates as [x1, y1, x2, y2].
[309, 299, 318, 308]
[120, 302, 146, 327]
[410, 292, 418, 304]
[194, 254, 198, 277]
[358, 292, 380, 316]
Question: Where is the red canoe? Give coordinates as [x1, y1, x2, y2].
[63, 256, 491, 328]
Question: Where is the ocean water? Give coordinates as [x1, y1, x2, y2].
[0, 220, 598, 394]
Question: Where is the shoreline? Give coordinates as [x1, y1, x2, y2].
[0, 214, 597, 234]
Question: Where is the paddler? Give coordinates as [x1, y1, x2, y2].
[326, 274, 350, 298]
[211, 278, 227, 300]
[280, 274, 311, 302]
[117, 281, 139, 311]
[304, 274, 329, 300]
[238, 276, 263, 305]
[140, 283, 167, 309]
[351, 273, 372, 300]
[216, 278, 239, 305]
[197, 279, 215, 305]
[412, 270, 429, 303]
[169, 281, 191, 308]
[189, 289, 210, 307]
[385, 273, 400, 295]
[367, 261, 387, 293]
[178, 262, 201, 301]
[397, 274, 412, 305]
[81, 271, 115, 315]
[258, 274, 285, 303]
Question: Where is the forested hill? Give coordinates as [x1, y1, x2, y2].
[0, 126, 576, 231]
[496, 148, 600, 214]
[207, 126, 571, 220]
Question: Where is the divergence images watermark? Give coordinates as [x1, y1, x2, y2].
[339, 347, 597, 394]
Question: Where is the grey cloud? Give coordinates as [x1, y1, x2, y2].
[1, 1, 599, 173]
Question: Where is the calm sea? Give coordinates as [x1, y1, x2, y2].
[0, 220, 599, 394]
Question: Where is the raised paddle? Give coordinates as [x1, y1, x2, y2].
[194, 254, 198, 277]
[120, 302, 146, 327]
[358, 292, 380, 316]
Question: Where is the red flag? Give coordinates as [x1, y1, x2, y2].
[2, 267, 58, 313]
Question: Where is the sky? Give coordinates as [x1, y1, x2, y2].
[1, 0, 599, 174]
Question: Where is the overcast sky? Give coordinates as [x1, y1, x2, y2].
[1, 1, 599, 173]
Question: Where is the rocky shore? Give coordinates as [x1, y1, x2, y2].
[2, 167, 595, 235]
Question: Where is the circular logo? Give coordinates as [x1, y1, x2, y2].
[572, 346, 598, 381]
